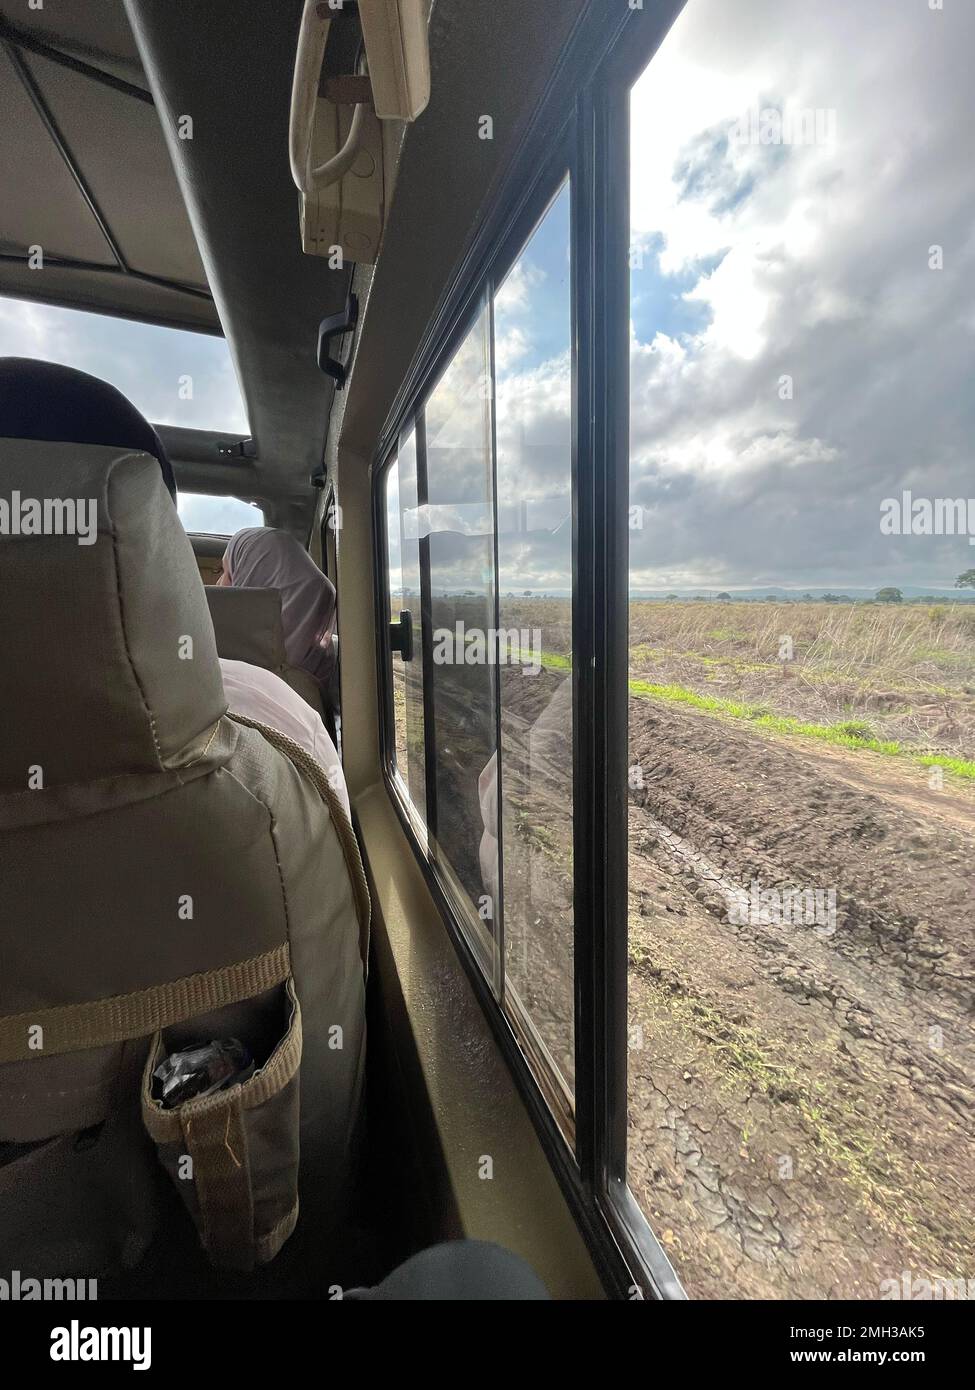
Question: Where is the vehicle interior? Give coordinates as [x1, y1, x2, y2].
[2, 0, 973, 1314]
[0, 0, 621, 1303]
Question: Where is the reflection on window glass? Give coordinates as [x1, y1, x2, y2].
[423, 306, 500, 977]
[627, 0, 975, 1298]
[386, 432, 427, 819]
[0, 296, 249, 433]
[177, 493, 263, 535]
[382, 196, 577, 1126]
[386, 457, 407, 769]
[495, 180, 575, 1091]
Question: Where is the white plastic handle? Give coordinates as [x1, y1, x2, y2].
[289, 0, 366, 196]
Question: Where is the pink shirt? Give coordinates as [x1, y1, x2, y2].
[218, 658, 350, 821]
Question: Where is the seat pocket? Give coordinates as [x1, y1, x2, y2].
[141, 979, 301, 1272]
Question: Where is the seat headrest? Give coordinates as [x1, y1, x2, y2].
[0, 440, 226, 790]
[0, 358, 177, 501]
[205, 585, 288, 672]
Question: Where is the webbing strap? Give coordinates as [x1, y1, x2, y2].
[0, 945, 291, 1065]
[141, 980, 303, 1271]
[189, 1093, 254, 1269]
[228, 712, 371, 974]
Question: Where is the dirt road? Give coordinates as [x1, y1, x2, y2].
[398, 653, 974, 1298]
[627, 697, 974, 1299]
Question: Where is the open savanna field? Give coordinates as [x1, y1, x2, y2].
[392, 596, 975, 1297]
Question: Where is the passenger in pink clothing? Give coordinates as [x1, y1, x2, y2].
[218, 526, 338, 695]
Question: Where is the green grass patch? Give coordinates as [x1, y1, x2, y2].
[539, 657, 975, 781]
[629, 679, 932, 758]
[918, 754, 975, 780]
[540, 650, 571, 672]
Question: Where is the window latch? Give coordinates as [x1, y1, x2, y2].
[389, 609, 413, 661]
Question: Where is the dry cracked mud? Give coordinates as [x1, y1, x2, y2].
[626, 698, 974, 1299]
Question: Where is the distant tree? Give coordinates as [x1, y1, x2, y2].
[876, 587, 903, 604]
[665, 593, 679, 601]
[716, 591, 731, 601]
[822, 593, 841, 603]
[955, 569, 975, 589]
[802, 592, 814, 601]
[522, 590, 532, 597]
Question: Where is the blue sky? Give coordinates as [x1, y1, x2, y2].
[0, 293, 255, 533]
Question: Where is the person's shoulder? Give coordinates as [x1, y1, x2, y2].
[219, 656, 289, 695]
[219, 658, 318, 728]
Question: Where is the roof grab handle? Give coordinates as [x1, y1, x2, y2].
[318, 291, 359, 387]
[289, 0, 430, 197]
[289, 1, 366, 196]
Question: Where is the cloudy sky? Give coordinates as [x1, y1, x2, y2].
[627, 0, 975, 592]
[0, 292, 256, 533]
[387, 0, 974, 596]
[4, 0, 972, 580]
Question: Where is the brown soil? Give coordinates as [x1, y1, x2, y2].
[627, 698, 974, 1299]
[392, 622, 974, 1299]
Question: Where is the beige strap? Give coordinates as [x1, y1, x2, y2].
[0, 945, 291, 1065]
[141, 981, 303, 1271]
[229, 712, 371, 973]
[255, 1200, 300, 1263]
[189, 1092, 255, 1269]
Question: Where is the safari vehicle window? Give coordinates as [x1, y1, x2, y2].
[381, 174, 576, 1133]
[0, 294, 248, 433]
[177, 493, 264, 537]
[378, 0, 975, 1301]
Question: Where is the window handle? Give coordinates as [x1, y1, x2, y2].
[390, 609, 414, 661]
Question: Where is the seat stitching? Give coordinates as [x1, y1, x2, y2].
[106, 455, 164, 766]
[220, 766, 293, 952]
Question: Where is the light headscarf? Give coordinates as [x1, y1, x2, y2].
[224, 527, 336, 690]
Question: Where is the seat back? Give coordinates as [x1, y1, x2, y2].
[0, 441, 367, 1277]
[205, 584, 324, 712]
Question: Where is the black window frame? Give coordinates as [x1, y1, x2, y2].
[319, 480, 336, 580]
[371, 0, 690, 1300]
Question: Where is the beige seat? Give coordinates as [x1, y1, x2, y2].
[0, 440, 367, 1278]
[205, 583, 324, 713]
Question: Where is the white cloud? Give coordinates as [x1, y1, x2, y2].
[494, 260, 546, 317]
[625, 0, 975, 591]
[0, 296, 248, 433]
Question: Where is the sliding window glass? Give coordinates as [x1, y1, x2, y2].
[626, 0, 975, 1298]
[494, 180, 575, 1093]
[385, 429, 426, 820]
[423, 306, 501, 978]
[380, 177, 577, 1125]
